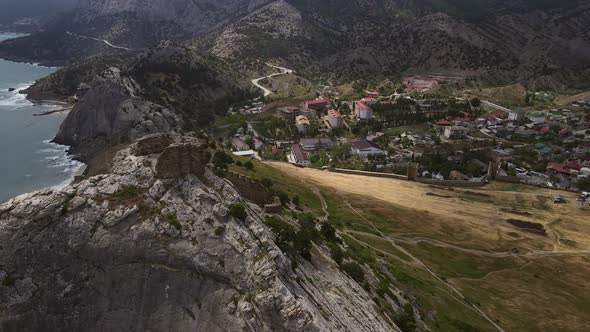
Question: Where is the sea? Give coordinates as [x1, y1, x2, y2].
[0, 32, 83, 203]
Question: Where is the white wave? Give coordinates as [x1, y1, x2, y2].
[0, 83, 33, 107]
[40, 140, 85, 191]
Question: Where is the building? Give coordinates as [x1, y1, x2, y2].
[300, 138, 335, 152]
[327, 109, 344, 129]
[281, 106, 300, 120]
[508, 110, 526, 122]
[355, 101, 374, 120]
[528, 112, 546, 125]
[296, 115, 311, 135]
[304, 96, 332, 111]
[289, 144, 311, 167]
[231, 138, 250, 151]
[443, 126, 468, 139]
[299, 107, 317, 119]
[351, 139, 385, 159]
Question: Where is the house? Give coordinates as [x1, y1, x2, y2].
[304, 96, 332, 111]
[355, 101, 374, 120]
[444, 126, 468, 139]
[295, 115, 311, 135]
[289, 144, 311, 167]
[327, 109, 344, 129]
[360, 97, 379, 106]
[281, 106, 300, 120]
[508, 110, 526, 122]
[231, 138, 250, 151]
[351, 139, 385, 159]
[300, 138, 335, 152]
[449, 170, 469, 181]
[492, 149, 514, 162]
[299, 107, 317, 119]
[546, 163, 572, 176]
[528, 112, 546, 125]
[253, 137, 264, 150]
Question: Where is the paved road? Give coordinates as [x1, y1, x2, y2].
[251, 63, 294, 97]
[66, 31, 134, 51]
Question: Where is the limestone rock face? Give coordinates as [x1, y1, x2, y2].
[0, 138, 399, 332]
[53, 67, 182, 159]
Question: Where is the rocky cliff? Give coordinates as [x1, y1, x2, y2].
[52, 66, 181, 159]
[0, 135, 399, 332]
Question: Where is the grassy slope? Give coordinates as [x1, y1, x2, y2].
[238, 160, 590, 332]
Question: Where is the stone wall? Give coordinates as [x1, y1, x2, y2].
[132, 133, 173, 156]
[416, 178, 487, 188]
[330, 168, 408, 180]
[156, 141, 211, 178]
[225, 171, 273, 206]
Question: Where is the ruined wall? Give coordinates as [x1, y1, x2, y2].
[132, 133, 173, 156]
[416, 178, 487, 188]
[225, 171, 273, 206]
[156, 141, 211, 178]
[330, 168, 408, 180]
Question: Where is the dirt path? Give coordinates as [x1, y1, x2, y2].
[66, 31, 134, 51]
[251, 63, 294, 97]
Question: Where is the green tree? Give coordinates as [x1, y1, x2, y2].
[341, 262, 365, 283]
[320, 222, 340, 243]
[244, 161, 254, 170]
[229, 204, 248, 221]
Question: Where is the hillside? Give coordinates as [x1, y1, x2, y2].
[2, 0, 589, 89]
[201, 0, 590, 89]
[0, 135, 401, 331]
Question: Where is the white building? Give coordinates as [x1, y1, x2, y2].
[289, 144, 311, 167]
[351, 140, 385, 159]
[355, 101, 374, 120]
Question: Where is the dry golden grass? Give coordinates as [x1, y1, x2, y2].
[265, 162, 590, 331]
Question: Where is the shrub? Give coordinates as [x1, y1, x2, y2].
[393, 304, 417, 332]
[294, 231, 313, 261]
[229, 204, 248, 221]
[213, 151, 234, 169]
[330, 245, 345, 265]
[293, 195, 300, 207]
[266, 216, 296, 252]
[214, 226, 226, 236]
[235, 161, 243, 167]
[244, 161, 254, 170]
[261, 177, 274, 188]
[276, 191, 290, 205]
[165, 213, 181, 231]
[320, 222, 340, 243]
[341, 262, 365, 283]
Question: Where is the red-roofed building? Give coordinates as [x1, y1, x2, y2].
[565, 161, 582, 171]
[281, 106, 300, 120]
[355, 101, 374, 120]
[547, 163, 572, 175]
[304, 96, 332, 110]
[290, 144, 311, 167]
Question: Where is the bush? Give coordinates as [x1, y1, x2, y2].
[266, 216, 296, 252]
[165, 213, 181, 231]
[393, 304, 417, 332]
[244, 161, 254, 170]
[214, 226, 226, 236]
[261, 177, 274, 188]
[235, 161, 243, 167]
[294, 231, 313, 261]
[320, 222, 340, 243]
[341, 262, 365, 283]
[276, 191, 290, 205]
[229, 204, 248, 221]
[330, 245, 345, 265]
[213, 151, 234, 169]
[293, 195, 300, 207]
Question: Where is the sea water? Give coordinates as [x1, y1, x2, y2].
[0, 33, 82, 202]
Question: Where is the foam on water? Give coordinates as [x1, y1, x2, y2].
[0, 83, 33, 107]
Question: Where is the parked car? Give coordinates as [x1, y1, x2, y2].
[552, 195, 566, 204]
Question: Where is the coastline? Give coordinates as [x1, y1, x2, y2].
[0, 51, 86, 201]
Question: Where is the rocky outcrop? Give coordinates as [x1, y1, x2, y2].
[0, 137, 399, 332]
[53, 67, 181, 159]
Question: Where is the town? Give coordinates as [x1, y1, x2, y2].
[217, 73, 590, 205]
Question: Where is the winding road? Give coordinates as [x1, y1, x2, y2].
[66, 31, 134, 51]
[251, 63, 294, 97]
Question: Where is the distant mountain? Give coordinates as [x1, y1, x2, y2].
[1, 0, 589, 89]
[0, 0, 77, 31]
[202, 0, 590, 89]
